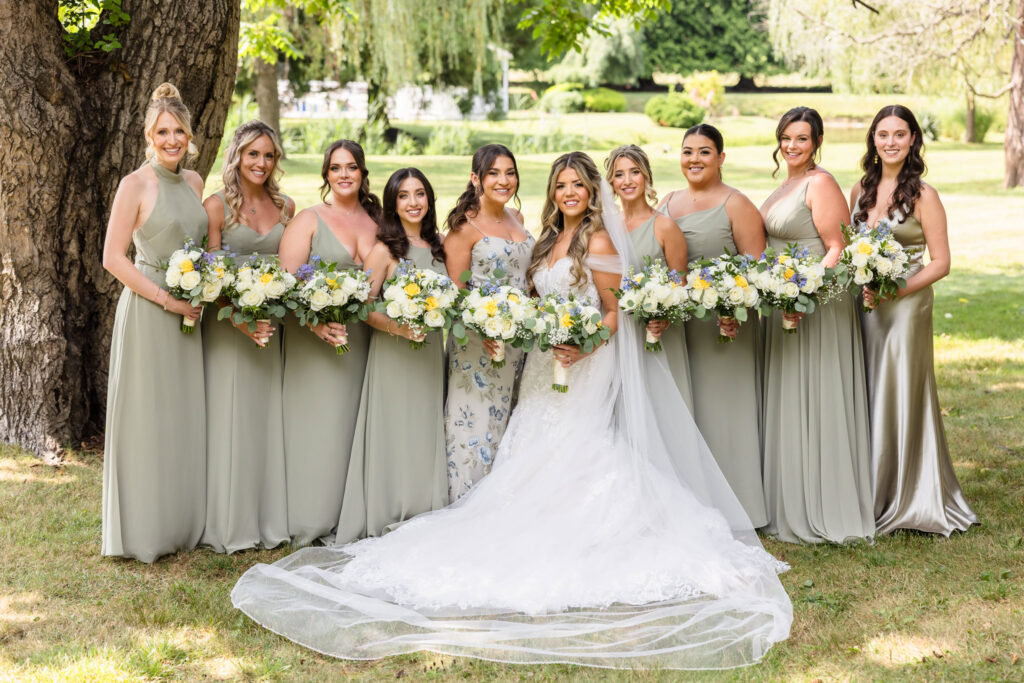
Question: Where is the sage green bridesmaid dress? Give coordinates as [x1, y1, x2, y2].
[856, 204, 978, 535]
[200, 192, 289, 553]
[761, 181, 874, 544]
[102, 161, 207, 563]
[283, 210, 371, 546]
[335, 244, 449, 544]
[628, 215, 694, 410]
[675, 201, 767, 527]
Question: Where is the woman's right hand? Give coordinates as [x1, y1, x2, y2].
[782, 311, 804, 329]
[166, 297, 203, 321]
[237, 319, 275, 347]
[312, 321, 348, 347]
[861, 287, 879, 310]
[394, 322, 426, 343]
[645, 319, 669, 339]
[482, 337, 501, 357]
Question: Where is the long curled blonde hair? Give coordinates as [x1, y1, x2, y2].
[604, 144, 658, 207]
[144, 83, 198, 164]
[526, 152, 606, 293]
[221, 120, 289, 226]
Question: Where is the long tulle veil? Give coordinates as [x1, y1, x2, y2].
[230, 179, 792, 670]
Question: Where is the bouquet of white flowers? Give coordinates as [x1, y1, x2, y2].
[381, 259, 460, 349]
[531, 293, 609, 392]
[614, 257, 693, 351]
[164, 239, 235, 333]
[218, 254, 297, 345]
[749, 244, 827, 334]
[291, 255, 373, 354]
[452, 283, 537, 367]
[841, 220, 910, 311]
[685, 253, 760, 343]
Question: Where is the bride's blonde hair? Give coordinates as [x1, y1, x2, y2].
[526, 152, 605, 293]
[221, 120, 289, 226]
[144, 83, 198, 163]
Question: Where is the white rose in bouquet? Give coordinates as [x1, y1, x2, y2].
[727, 287, 745, 305]
[851, 252, 869, 268]
[483, 316, 504, 338]
[641, 297, 660, 314]
[383, 284, 405, 302]
[424, 309, 445, 328]
[266, 278, 289, 298]
[330, 288, 348, 306]
[500, 318, 515, 339]
[165, 268, 181, 288]
[386, 301, 403, 318]
[781, 281, 800, 299]
[743, 286, 760, 308]
[854, 267, 873, 285]
[875, 257, 893, 275]
[239, 288, 266, 308]
[401, 300, 422, 318]
[309, 288, 332, 311]
[200, 281, 222, 302]
[179, 270, 201, 290]
[701, 288, 719, 309]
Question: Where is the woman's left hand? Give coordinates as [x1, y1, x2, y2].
[553, 344, 586, 368]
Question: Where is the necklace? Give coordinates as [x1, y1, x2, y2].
[327, 201, 359, 216]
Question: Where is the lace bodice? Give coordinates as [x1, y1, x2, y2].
[533, 257, 600, 305]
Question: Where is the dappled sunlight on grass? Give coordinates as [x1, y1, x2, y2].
[862, 633, 956, 667]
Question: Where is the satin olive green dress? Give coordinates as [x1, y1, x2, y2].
[102, 161, 207, 563]
[335, 244, 449, 544]
[856, 205, 978, 535]
[675, 201, 767, 527]
[761, 181, 874, 544]
[200, 192, 289, 553]
[628, 215, 694, 410]
[283, 210, 372, 546]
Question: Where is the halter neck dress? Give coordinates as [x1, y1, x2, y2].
[102, 161, 207, 562]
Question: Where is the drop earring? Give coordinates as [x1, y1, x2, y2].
[874, 152, 879, 165]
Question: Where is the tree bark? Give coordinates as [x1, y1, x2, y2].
[0, 0, 239, 459]
[255, 57, 281, 137]
[965, 90, 977, 143]
[1005, 0, 1024, 188]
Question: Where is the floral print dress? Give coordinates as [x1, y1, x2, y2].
[444, 219, 534, 501]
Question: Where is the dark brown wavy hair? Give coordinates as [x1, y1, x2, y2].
[319, 139, 382, 222]
[378, 168, 445, 265]
[772, 106, 824, 178]
[445, 143, 521, 232]
[525, 152, 605, 293]
[852, 105, 927, 225]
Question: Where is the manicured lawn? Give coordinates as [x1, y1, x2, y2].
[2, 138, 1021, 681]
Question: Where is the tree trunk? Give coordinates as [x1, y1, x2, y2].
[255, 57, 281, 137]
[1005, 0, 1024, 188]
[0, 0, 239, 460]
[965, 90, 976, 143]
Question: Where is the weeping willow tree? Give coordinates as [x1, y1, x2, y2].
[330, 0, 503, 126]
[766, 0, 1017, 144]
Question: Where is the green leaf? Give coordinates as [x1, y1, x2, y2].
[217, 306, 233, 321]
[734, 308, 748, 322]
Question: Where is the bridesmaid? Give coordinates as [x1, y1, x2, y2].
[335, 168, 449, 543]
[279, 140, 380, 545]
[200, 120, 294, 553]
[850, 105, 978, 535]
[443, 144, 534, 502]
[605, 144, 694, 408]
[659, 125, 768, 527]
[101, 83, 207, 562]
[759, 107, 874, 544]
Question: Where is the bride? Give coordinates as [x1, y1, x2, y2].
[232, 152, 792, 670]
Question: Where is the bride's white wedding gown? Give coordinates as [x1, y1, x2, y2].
[232, 252, 793, 670]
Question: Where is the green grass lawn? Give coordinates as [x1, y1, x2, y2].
[2, 136, 1022, 680]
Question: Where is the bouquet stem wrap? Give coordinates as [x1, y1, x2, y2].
[644, 328, 662, 352]
[717, 316, 735, 344]
[552, 357, 569, 393]
[491, 340, 506, 368]
[782, 316, 798, 333]
[181, 310, 200, 334]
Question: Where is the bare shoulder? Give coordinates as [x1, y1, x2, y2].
[588, 229, 617, 255]
[286, 207, 318, 233]
[918, 182, 941, 203]
[723, 185, 757, 211]
[808, 168, 841, 191]
[203, 191, 225, 211]
[182, 168, 204, 195]
[366, 240, 393, 263]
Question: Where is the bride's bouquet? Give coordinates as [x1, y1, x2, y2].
[164, 239, 235, 333]
[615, 257, 693, 351]
[685, 253, 760, 343]
[531, 293, 609, 393]
[381, 259, 460, 349]
[749, 244, 827, 334]
[291, 255, 373, 354]
[841, 220, 909, 311]
[218, 254, 297, 346]
[453, 283, 537, 367]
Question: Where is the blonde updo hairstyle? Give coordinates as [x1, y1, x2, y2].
[526, 152, 606, 293]
[221, 120, 289, 226]
[604, 144, 658, 207]
[144, 83, 198, 164]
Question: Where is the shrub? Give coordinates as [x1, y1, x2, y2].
[511, 129, 588, 154]
[543, 82, 584, 96]
[423, 124, 473, 155]
[390, 132, 422, 156]
[917, 111, 940, 142]
[581, 87, 626, 113]
[537, 90, 586, 114]
[940, 105, 996, 142]
[644, 93, 705, 129]
[682, 71, 724, 113]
